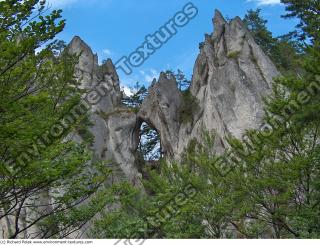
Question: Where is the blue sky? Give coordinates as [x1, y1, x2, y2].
[48, 0, 298, 89]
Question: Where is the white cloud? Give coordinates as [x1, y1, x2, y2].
[103, 49, 112, 56]
[121, 85, 134, 97]
[47, 0, 113, 8]
[35, 46, 45, 54]
[47, 0, 80, 7]
[119, 69, 160, 95]
[140, 69, 159, 83]
[247, 0, 281, 6]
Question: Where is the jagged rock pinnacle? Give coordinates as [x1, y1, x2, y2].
[68, 36, 98, 74]
[213, 9, 227, 38]
[213, 9, 227, 26]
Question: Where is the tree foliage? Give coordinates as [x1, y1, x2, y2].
[281, 0, 320, 42]
[165, 69, 191, 91]
[0, 0, 110, 238]
[243, 9, 276, 56]
[243, 8, 303, 75]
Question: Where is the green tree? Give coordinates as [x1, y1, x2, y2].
[224, 44, 320, 237]
[91, 133, 237, 238]
[122, 81, 148, 110]
[281, 0, 320, 42]
[0, 0, 110, 238]
[220, 2, 320, 238]
[243, 9, 276, 57]
[243, 8, 302, 74]
[165, 69, 191, 91]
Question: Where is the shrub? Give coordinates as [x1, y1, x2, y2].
[179, 90, 200, 124]
[227, 50, 241, 58]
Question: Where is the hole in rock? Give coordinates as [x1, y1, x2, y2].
[135, 122, 162, 180]
[138, 122, 161, 161]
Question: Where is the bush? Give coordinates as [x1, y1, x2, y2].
[227, 50, 241, 59]
[179, 90, 200, 124]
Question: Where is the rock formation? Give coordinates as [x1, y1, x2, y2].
[139, 10, 279, 159]
[0, 10, 280, 239]
[68, 36, 142, 186]
[68, 10, 280, 190]
[138, 72, 183, 158]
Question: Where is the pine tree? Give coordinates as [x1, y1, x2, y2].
[0, 0, 110, 238]
[243, 8, 302, 74]
[122, 82, 161, 161]
[122, 81, 148, 110]
[281, 0, 320, 42]
[243, 9, 276, 56]
[165, 69, 191, 91]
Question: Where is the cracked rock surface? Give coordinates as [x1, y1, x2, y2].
[175, 10, 280, 156]
[137, 11, 279, 158]
[68, 36, 141, 185]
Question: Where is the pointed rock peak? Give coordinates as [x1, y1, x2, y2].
[230, 16, 246, 29]
[213, 9, 226, 28]
[102, 58, 115, 71]
[233, 16, 243, 23]
[158, 71, 177, 85]
[70, 35, 82, 43]
[152, 72, 177, 90]
[212, 10, 227, 39]
[68, 36, 94, 56]
[159, 72, 168, 82]
[101, 58, 119, 82]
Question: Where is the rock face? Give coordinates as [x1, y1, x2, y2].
[177, 10, 279, 154]
[137, 10, 279, 159]
[138, 72, 183, 158]
[68, 36, 141, 185]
